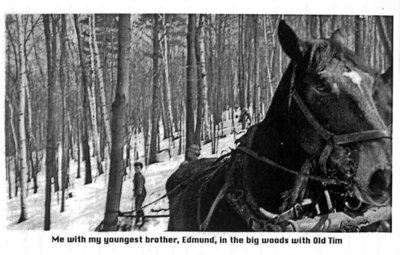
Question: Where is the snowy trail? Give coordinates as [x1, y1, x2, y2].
[6, 111, 243, 231]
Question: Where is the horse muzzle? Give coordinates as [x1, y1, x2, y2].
[354, 167, 392, 207]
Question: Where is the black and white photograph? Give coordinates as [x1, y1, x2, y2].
[1, 0, 399, 254]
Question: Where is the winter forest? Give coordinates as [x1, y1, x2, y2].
[5, 14, 392, 231]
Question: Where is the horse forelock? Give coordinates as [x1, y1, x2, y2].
[300, 39, 378, 77]
[301, 40, 334, 73]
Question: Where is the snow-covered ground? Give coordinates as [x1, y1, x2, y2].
[6, 109, 246, 231]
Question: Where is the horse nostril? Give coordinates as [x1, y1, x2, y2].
[368, 169, 391, 195]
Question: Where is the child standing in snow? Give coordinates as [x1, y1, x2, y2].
[133, 162, 146, 227]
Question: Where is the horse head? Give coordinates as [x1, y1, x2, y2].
[278, 21, 391, 207]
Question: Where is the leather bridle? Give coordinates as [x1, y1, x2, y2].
[291, 89, 391, 177]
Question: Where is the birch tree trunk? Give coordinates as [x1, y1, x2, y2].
[88, 15, 104, 175]
[252, 15, 260, 123]
[23, 41, 33, 186]
[24, 78, 38, 193]
[207, 15, 216, 146]
[262, 16, 273, 110]
[16, 14, 28, 223]
[102, 14, 131, 231]
[195, 14, 209, 145]
[74, 14, 92, 185]
[90, 14, 112, 170]
[161, 15, 176, 139]
[199, 15, 210, 143]
[6, 96, 19, 200]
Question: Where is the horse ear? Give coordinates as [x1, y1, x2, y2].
[381, 65, 392, 84]
[330, 29, 346, 46]
[278, 20, 304, 62]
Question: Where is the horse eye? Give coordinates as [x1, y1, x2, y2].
[315, 80, 331, 93]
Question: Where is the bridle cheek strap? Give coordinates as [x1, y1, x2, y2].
[292, 91, 333, 141]
[318, 142, 334, 175]
[292, 90, 391, 144]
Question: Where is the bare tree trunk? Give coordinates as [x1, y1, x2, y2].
[307, 15, 320, 39]
[7, 157, 12, 199]
[110, 18, 116, 101]
[161, 15, 176, 139]
[331, 15, 337, 32]
[90, 14, 112, 163]
[6, 97, 19, 199]
[195, 14, 209, 145]
[76, 118, 81, 179]
[25, 80, 38, 193]
[319, 15, 324, 38]
[207, 15, 217, 150]
[238, 15, 244, 129]
[143, 109, 151, 165]
[149, 14, 161, 164]
[199, 17, 210, 143]
[194, 14, 202, 146]
[252, 15, 260, 123]
[43, 14, 56, 230]
[212, 15, 225, 154]
[102, 14, 131, 231]
[375, 16, 393, 61]
[354, 15, 364, 58]
[245, 18, 251, 111]
[51, 16, 60, 193]
[262, 16, 273, 110]
[74, 14, 92, 185]
[186, 14, 196, 159]
[160, 77, 169, 139]
[16, 14, 28, 223]
[87, 15, 104, 176]
[24, 55, 33, 187]
[59, 14, 69, 213]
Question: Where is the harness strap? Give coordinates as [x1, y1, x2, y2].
[333, 130, 391, 145]
[292, 91, 333, 140]
[236, 146, 346, 185]
[226, 188, 272, 231]
[199, 181, 231, 230]
[318, 142, 334, 175]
